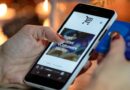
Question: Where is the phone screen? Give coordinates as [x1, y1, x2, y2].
[31, 11, 109, 83]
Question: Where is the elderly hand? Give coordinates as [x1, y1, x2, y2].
[0, 24, 99, 90]
[0, 25, 64, 87]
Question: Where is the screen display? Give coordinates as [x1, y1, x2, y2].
[31, 11, 108, 83]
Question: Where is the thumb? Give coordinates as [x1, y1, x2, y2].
[96, 33, 126, 64]
[109, 32, 125, 57]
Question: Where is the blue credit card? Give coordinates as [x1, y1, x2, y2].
[95, 20, 130, 59]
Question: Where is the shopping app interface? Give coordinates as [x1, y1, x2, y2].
[32, 11, 108, 82]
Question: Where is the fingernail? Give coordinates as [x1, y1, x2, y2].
[56, 34, 66, 44]
[110, 32, 120, 41]
[57, 34, 65, 40]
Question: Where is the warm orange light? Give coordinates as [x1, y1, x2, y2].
[59, 3, 67, 13]
[35, 0, 51, 19]
[43, 0, 49, 13]
[0, 3, 8, 17]
[0, 3, 15, 21]
[0, 27, 8, 45]
[43, 18, 50, 26]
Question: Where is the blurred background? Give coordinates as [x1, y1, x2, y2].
[0, 0, 91, 45]
[0, 0, 130, 45]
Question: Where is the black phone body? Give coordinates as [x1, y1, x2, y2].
[24, 4, 117, 90]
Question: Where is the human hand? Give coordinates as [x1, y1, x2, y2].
[0, 25, 64, 87]
[86, 34, 130, 90]
[69, 60, 97, 90]
[69, 50, 98, 90]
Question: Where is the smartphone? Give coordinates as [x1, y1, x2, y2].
[24, 4, 117, 90]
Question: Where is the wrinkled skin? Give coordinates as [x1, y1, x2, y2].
[0, 25, 64, 87]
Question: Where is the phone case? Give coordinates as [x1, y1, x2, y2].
[95, 20, 130, 60]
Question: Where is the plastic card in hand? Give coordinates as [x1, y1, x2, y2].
[95, 20, 130, 60]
